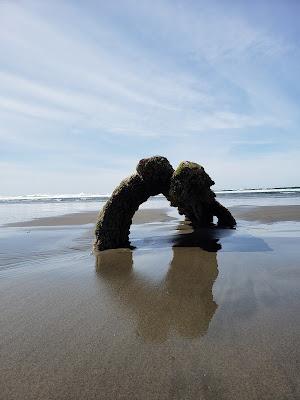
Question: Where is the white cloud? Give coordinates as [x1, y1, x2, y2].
[0, 0, 299, 194]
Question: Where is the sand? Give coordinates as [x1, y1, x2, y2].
[4, 207, 174, 227]
[231, 204, 300, 223]
[5, 204, 300, 228]
[1, 206, 300, 399]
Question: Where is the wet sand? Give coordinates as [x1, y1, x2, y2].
[4, 204, 300, 228]
[231, 204, 300, 223]
[4, 207, 174, 227]
[1, 207, 300, 399]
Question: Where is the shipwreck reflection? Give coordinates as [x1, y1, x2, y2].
[96, 242, 219, 342]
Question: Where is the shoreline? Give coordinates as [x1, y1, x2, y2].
[3, 204, 300, 228]
[4, 207, 175, 227]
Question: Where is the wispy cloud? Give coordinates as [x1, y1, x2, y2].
[0, 0, 299, 194]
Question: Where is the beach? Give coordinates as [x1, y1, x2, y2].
[2, 0, 300, 398]
[1, 194, 300, 399]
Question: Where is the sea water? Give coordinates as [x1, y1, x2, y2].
[0, 188, 300, 226]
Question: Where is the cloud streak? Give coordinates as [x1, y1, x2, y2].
[0, 0, 299, 194]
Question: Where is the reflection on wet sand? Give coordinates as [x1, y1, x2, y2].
[96, 243, 218, 342]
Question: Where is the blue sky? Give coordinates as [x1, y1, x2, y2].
[0, 0, 299, 195]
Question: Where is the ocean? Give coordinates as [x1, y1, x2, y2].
[1, 188, 300, 226]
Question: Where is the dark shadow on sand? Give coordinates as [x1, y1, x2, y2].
[130, 220, 272, 253]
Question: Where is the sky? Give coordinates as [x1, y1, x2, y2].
[0, 0, 300, 195]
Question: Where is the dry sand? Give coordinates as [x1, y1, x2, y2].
[4, 208, 174, 227]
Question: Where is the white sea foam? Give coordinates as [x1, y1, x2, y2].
[0, 188, 299, 203]
[0, 193, 110, 202]
[215, 188, 300, 194]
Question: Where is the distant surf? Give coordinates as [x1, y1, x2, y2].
[0, 187, 299, 204]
